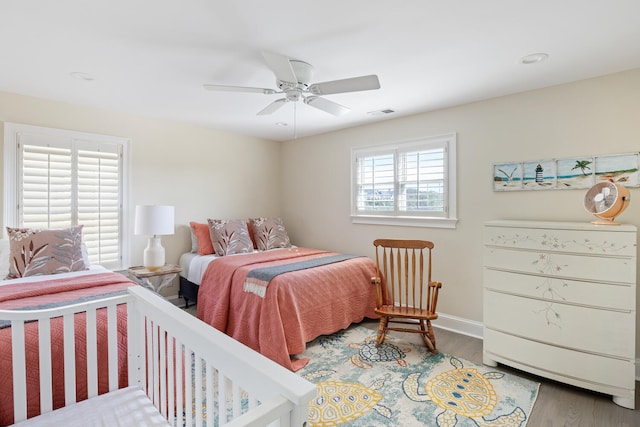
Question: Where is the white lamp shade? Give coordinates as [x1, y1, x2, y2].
[134, 205, 175, 236]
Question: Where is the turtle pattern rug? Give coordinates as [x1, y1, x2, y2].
[295, 325, 539, 427]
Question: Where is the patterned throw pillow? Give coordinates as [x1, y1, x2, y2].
[249, 217, 291, 251]
[5, 226, 88, 279]
[207, 219, 254, 256]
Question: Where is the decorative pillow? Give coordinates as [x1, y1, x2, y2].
[246, 220, 258, 249]
[5, 226, 88, 279]
[190, 221, 214, 255]
[249, 217, 291, 251]
[207, 219, 254, 256]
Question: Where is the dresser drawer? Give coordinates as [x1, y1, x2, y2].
[485, 222, 637, 257]
[484, 290, 635, 358]
[484, 269, 636, 311]
[485, 247, 635, 284]
[484, 329, 635, 392]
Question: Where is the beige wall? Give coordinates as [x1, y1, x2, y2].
[1, 69, 639, 354]
[280, 69, 640, 351]
[0, 91, 282, 296]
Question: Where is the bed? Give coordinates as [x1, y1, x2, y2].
[0, 267, 136, 426]
[183, 246, 379, 371]
[2, 286, 317, 426]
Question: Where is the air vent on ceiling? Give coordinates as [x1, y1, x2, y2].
[367, 108, 395, 116]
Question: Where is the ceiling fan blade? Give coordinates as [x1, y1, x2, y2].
[257, 98, 288, 115]
[262, 52, 298, 83]
[308, 74, 380, 95]
[203, 84, 276, 95]
[303, 96, 350, 116]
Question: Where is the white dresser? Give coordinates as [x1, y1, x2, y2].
[483, 220, 637, 409]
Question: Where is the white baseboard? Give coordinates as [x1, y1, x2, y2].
[432, 312, 484, 340]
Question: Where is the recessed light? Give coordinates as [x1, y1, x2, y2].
[275, 122, 288, 127]
[521, 53, 549, 65]
[70, 72, 95, 81]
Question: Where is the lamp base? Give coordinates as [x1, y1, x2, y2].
[143, 236, 165, 271]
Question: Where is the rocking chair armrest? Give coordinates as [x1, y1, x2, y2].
[429, 280, 442, 289]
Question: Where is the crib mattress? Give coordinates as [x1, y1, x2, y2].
[10, 387, 170, 427]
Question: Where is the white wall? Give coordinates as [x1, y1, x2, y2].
[280, 69, 640, 351]
[0, 90, 282, 295]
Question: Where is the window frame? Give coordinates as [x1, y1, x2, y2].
[350, 133, 458, 229]
[3, 122, 131, 269]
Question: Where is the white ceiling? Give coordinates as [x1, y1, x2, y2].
[1, 1, 639, 142]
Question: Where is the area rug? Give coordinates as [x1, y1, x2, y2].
[296, 325, 539, 427]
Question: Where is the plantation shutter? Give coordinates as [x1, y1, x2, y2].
[397, 144, 446, 216]
[355, 151, 395, 212]
[17, 133, 124, 269]
[77, 141, 122, 269]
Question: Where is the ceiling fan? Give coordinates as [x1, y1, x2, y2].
[203, 52, 381, 116]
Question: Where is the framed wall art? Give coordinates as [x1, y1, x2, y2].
[493, 162, 522, 191]
[492, 152, 639, 191]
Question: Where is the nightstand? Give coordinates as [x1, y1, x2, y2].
[128, 264, 182, 294]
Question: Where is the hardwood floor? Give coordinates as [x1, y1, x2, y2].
[182, 303, 639, 427]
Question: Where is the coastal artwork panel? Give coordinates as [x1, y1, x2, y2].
[494, 153, 639, 191]
[493, 162, 522, 191]
[556, 157, 595, 189]
[594, 153, 639, 186]
[523, 160, 556, 190]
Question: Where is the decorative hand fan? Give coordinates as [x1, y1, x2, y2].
[583, 180, 630, 225]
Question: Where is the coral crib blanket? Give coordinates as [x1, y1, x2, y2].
[0, 272, 136, 426]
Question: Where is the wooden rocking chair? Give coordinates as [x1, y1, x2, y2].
[371, 239, 442, 353]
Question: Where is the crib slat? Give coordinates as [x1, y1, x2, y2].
[167, 335, 175, 423]
[220, 373, 228, 424]
[86, 308, 98, 398]
[195, 354, 203, 427]
[206, 362, 214, 427]
[159, 324, 167, 417]
[38, 318, 53, 414]
[233, 382, 241, 419]
[63, 313, 76, 405]
[11, 320, 27, 423]
[175, 338, 184, 427]
[107, 304, 118, 391]
[184, 345, 193, 427]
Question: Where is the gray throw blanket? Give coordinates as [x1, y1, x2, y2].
[0, 289, 128, 329]
[244, 254, 361, 298]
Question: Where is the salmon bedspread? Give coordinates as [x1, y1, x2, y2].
[0, 272, 137, 426]
[196, 248, 378, 371]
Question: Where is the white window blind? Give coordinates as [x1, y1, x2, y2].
[4, 123, 129, 270]
[351, 133, 457, 228]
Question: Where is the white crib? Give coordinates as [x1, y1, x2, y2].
[1, 286, 317, 427]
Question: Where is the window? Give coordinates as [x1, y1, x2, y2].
[3, 123, 130, 269]
[351, 133, 457, 228]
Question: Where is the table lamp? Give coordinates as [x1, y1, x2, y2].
[134, 205, 174, 271]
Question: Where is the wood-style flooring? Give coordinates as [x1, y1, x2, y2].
[183, 304, 639, 427]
